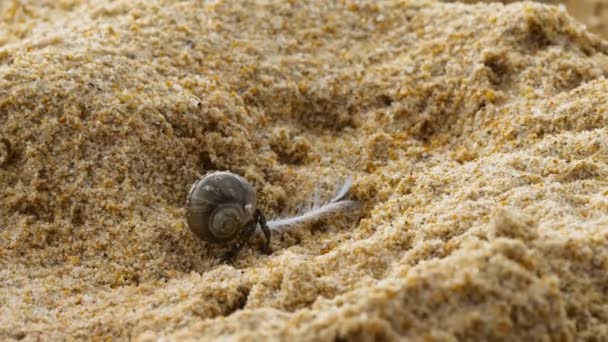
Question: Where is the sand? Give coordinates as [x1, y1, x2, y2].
[1, 0, 607, 340]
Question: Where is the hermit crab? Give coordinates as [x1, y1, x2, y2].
[186, 171, 357, 260]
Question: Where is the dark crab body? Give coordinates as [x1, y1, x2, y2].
[186, 171, 271, 260]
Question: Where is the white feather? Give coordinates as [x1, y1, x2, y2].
[267, 176, 359, 232]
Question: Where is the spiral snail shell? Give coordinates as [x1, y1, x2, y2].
[186, 171, 271, 260]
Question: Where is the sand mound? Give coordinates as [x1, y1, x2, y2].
[1, 0, 607, 340]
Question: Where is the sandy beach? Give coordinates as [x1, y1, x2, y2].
[1, 0, 607, 340]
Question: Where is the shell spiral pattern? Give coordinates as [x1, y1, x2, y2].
[186, 171, 257, 244]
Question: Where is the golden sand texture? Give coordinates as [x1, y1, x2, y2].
[1, 0, 608, 340]
[442, 0, 608, 39]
